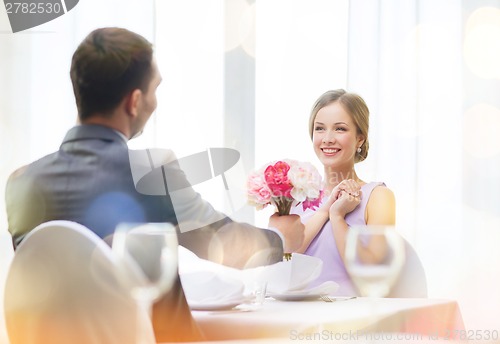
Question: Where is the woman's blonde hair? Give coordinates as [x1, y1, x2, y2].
[308, 89, 369, 163]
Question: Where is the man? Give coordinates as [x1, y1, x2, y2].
[5, 27, 304, 342]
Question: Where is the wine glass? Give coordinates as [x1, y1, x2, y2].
[345, 225, 405, 298]
[112, 222, 178, 342]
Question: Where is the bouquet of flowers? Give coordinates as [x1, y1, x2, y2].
[247, 159, 323, 216]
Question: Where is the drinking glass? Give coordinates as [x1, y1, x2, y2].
[112, 222, 178, 342]
[345, 225, 405, 298]
[243, 280, 268, 310]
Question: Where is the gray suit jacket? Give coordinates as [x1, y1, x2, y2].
[5, 124, 283, 341]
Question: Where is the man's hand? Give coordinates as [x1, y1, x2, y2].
[268, 213, 305, 253]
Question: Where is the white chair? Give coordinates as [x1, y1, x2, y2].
[0, 231, 15, 344]
[3, 221, 155, 344]
[389, 239, 428, 298]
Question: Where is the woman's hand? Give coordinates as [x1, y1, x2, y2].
[317, 179, 358, 212]
[331, 179, 361, 200]
[328, 179, 362, 219]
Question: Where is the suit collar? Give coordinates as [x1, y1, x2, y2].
[63, 124, 128, 145]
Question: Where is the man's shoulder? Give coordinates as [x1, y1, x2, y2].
[7, 152, 54, 181]
[8, 165, 28, 180]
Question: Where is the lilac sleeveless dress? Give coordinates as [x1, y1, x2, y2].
[291, 182, 385, 296]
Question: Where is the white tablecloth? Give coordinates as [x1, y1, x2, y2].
[192, 297, 464, 341]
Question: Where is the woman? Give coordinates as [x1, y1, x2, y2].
[292, 89, 395, 296]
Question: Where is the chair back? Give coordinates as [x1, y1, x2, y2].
[389, 239, 428, 298]
[4, 220, 155, 344]
[0, 231, 14, 344]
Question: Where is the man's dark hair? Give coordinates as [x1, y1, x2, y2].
[70, 27, 154, 120]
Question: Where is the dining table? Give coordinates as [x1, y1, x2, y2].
[191, 297, 465, 341]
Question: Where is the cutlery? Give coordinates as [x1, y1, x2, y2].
[320, 295, 356, 302]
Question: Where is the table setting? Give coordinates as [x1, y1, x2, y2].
[191, 295, 464, 341]
[103, 219, 461, 342]
[178, 246, 341, 311]
[176, 227, 464, 342]
[178, 224, 409, 309]
[2, 220, 465, 344]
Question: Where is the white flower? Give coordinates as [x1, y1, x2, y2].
[287, 161, 322, 202]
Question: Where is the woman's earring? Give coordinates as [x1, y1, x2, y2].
[357, 147, 362, 153]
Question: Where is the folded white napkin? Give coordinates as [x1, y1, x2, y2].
[179, 247, 246, 306]
[256, 253, 323, 294]
[178, 247, 333, 304]
[180, 271, 244, 304]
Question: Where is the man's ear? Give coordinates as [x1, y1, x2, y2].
[125, 89, 142, 118]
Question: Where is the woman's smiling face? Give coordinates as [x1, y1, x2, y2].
[312, 101, 364, 169]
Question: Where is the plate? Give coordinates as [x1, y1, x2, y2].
[268, 293, 324, 301]
[267, 281, 340, 301]
[188, 298, 247, 311]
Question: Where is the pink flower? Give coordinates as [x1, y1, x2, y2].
[264, 161, 293, 198]
[247, 169, 272, 209]
[247, 159, 323, 215]
[301, 190, 324, 211]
